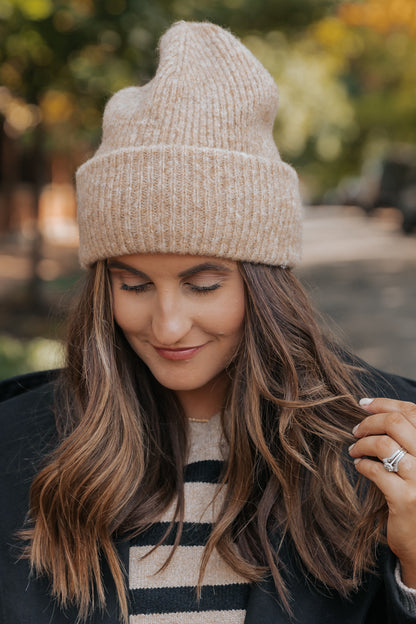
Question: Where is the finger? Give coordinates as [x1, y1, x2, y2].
[353, 457, 411, 505]
[353, 412, 416, 456]
[359, 397, 416, 425]
[355, 456, 416, 568]
[349, 436, 414, 480]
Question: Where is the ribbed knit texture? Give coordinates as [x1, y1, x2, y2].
[128, 414, 249, 622]
[76, 21, 303, 268]
[394, 562, 416, 613]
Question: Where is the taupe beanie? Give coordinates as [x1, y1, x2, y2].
[76, 21, 303, 268]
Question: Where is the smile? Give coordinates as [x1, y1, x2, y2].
[153, 344, 207, 361]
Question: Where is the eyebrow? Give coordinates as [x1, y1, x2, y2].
[106, 260, 233, 280]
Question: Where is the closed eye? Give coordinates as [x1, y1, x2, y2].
[188, 283, 221, 294]
[120, 282, 151, 293]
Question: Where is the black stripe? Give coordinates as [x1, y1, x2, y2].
[130, 522, 212, 547]
[185, 460, 223, 483]
[129, 583, 250, 614]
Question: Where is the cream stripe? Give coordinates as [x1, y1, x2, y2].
[129, 544, 247, 589]
[187, 413, 227, 464]
[129, 610, 246, 624]
[158, 482, 225, 524]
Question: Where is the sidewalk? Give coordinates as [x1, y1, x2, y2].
[297, 206, 416, 379]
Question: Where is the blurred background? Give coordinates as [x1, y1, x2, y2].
[0, 0, 415, 380]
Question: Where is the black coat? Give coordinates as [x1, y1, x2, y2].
[1, 364, 416, 624]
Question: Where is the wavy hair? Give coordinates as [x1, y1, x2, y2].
[20, 260, 388, 622]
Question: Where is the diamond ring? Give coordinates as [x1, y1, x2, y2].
[382, 448, 407, 473]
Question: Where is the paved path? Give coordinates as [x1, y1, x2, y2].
[297, 206, 416, 379]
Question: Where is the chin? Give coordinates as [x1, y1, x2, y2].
[146, 365, 220, 393]
[152, 375, 208, 392]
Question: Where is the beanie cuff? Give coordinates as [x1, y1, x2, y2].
[76, 145, 303, 268]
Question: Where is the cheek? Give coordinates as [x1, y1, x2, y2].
[205, 290, 245, 338]
[112, 295, 147, 334]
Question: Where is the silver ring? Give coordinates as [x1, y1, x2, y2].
[382, 448, 407, 472]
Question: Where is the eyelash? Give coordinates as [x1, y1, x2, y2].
[120, 283, 221, 294]
[120, 283, 150, 293]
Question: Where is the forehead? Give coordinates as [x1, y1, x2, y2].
[108, 253, 238, 273]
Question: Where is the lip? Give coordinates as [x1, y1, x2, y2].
[153, 344, 207, 361]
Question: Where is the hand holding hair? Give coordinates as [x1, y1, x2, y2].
[349, 397, 416, 588]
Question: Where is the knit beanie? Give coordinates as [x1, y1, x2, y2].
[76, 21, 303, 268]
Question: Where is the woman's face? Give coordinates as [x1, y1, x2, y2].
[108, 253, 245, 398]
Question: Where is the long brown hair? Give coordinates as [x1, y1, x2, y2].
[20, 260, 388, 622]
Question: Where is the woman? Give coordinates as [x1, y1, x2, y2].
[1, 21, 416, 624]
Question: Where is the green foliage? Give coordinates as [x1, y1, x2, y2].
[0, 333, 64, 379]
[170, 0, 339, 32]
[11, 0, 54, 21]
[244, 31, 356, 190]
[0, 0, 415, 195]
[308, 15, 416, 194]
[0, 0, 175, 149]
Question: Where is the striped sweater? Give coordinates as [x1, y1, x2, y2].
[128, 414, 250, 623]
[127, 414, 416, 622]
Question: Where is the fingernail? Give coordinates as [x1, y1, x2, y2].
[352, 424, 359, 435]
[348, 443, 355, 452]
[354, 458, 362, 465]
[359, 398, 374, 406]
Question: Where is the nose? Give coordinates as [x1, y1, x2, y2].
[151, 292, 193, 346]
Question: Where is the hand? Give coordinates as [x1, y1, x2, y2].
[348, 397, 416, 588]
